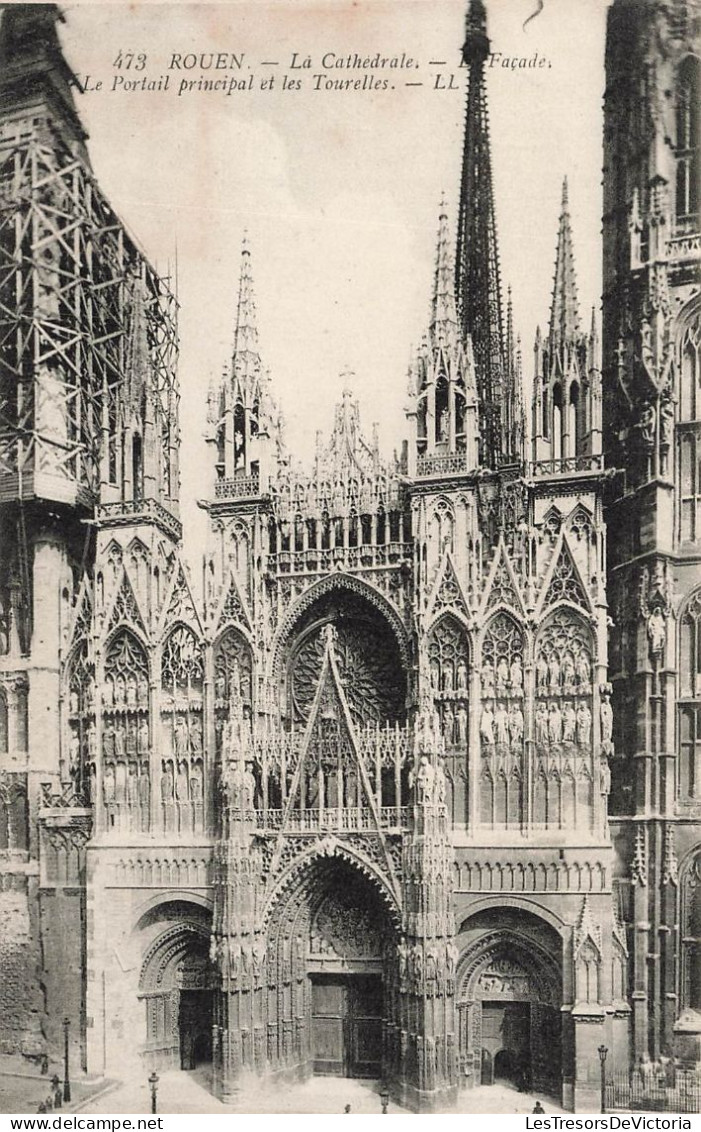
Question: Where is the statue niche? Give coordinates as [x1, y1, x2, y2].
[160, 624, 205, 836]
[101, 629, 149, 833]
[479, 612, 525, 828]
[428, 615, 469, 749]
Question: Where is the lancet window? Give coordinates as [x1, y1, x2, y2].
[675, 56, 699, 227]
[160, 625, 205, 837]
[66, 641, 95, 802]
[428, 615, 469, 748]
[680, 589, 701, 800]
[681, 853, 701, 1013]
[0, 688, 7, 754]
[102, 630, 150, 833]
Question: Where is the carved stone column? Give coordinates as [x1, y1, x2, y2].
[396, 793, 458, 1111]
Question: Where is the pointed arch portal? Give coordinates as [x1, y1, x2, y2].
[264, 853, 397, 1080]
[456, 909, 563, 1097]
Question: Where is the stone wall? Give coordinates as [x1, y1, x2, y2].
[0, 876, 44, 1058]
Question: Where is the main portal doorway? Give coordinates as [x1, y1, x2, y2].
[311, 974, 382, 1078]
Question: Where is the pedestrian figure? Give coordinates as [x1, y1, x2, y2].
[344, 1104, 351, 1113]
[533, 1101, 545, 1114]
[51, 1074, 62, 1108]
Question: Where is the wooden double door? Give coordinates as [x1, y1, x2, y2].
[311, 974, 383, 1078]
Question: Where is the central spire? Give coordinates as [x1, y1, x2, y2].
[455, 0, 507, 468]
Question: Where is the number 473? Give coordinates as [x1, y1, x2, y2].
[113, 51, 147, 70]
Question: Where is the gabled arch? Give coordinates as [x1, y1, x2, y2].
[262, 838, 402, 933]
[270, 571, 411, 680]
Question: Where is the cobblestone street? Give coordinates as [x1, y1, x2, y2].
[63, 1069, 564, 1116]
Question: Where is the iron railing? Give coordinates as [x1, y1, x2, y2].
[606, 1068, 701, 1113]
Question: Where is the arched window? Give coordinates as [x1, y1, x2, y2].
[675, 56, 700, 226]
[15, 686, 27, 753]
[0, 688, 7, 754]
[680, 326, 700, 423]
[569, 382, 580, 457]
[552, 383, 563, 461]
[680, 590, 701, 799]
[132, 434, 143, 501]
[436, 374, 449, 446]
[233, 402, 245, 470]
[681, 853, 701, 1013]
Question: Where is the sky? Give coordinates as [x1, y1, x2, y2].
[58, 0, 610, 556]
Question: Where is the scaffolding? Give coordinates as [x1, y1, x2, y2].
[0, 117, 179, 511]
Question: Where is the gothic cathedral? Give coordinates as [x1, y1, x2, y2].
[0, 0, 698, 1114]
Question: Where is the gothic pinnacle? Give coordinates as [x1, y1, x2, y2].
[232, 234, 259, 363]
[431, 197, 458, 340]
[549, 176, 580, 351]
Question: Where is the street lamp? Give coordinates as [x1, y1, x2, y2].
[149, 1071, 159, 1115]
[380, 1084, 390, 1114]
[598, 1044, 608, 1114]
[62, 1018, 71, 1103]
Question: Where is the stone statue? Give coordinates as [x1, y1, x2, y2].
[138, 720, 149, 754]
[576, 702, 592, 747]
[495, 703, 509, 746]
[114, 723, 126, 758]
[600, 695, 613, 746]
[416, 755, 435, 804]
[69, 732, 81, 772]
[102, 765, 115, 805]
[599, 756, 611, 797]
[548, 653, 560, 690]
[647, 607, 666, 656]
[480, 704, 495, 747]
[481, 661, 495, 697]
[509, 703, 524, 747]
[510, 656, 523, 694]
[496, 657, 509, 694]
[160, 761, 174, 801]
[575, 650, 591, 687]
[536, 701, 549, 744]
[638, 400, 656, 449]
[562, 701, 577, 743]
[660, 394, 674, 449]
[126, 677, 138, 709]
[561, 652, 576, 691]
[536, 654, 549, 690]
[456, 659, 468, 692]
[174, 716, 190, 756]
[442, 702, 455, 744]
[548, 701, 562, 744]
[176, 761, 189, 801]
[243, 763, 256, 809]
[137, 675, 149, 707]
[456, 704, 468, 745]
[434, 759, 447, 805]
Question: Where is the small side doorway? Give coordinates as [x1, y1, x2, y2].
[311, 974, 382, 1078]
[179, 990, 213, 1070]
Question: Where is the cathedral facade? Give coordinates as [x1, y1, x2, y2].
[0, 0, 698, 1115]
